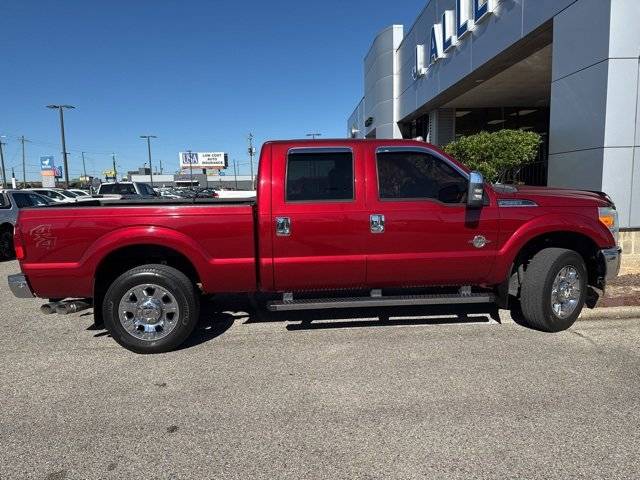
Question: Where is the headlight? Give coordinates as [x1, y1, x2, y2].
[598, 207, 619, 245]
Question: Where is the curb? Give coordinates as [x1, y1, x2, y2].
[499, 306, 640, 324]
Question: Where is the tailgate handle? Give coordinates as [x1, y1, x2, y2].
[370, 214, 385, 234]
[276, 217, 291, 236]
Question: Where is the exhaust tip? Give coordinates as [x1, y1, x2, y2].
[40, 302, 60, 315]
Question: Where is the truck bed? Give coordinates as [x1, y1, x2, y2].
[16, 200, 258, 299]
[49, 197, 257, 207]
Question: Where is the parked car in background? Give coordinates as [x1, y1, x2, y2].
[68, 189, 91, 197]
[27, 188, 81, 204]
[0, 190, 53, 260]
[97, 182, 157, 199]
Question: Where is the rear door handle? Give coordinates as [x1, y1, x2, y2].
[276, 217, 291, 236]
[370, 214, 385, 234]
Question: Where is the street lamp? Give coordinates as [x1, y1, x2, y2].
[139, 135, 157, 187]
[46, 104, 75, 188]
[0, 136, 7, 189]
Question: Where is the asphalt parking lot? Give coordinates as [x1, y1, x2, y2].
[1, 260, 639, 480]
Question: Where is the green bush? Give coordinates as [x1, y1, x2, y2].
[443, 129, 541, 182]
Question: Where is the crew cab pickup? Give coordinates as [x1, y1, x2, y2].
[8, 139, 622, 353]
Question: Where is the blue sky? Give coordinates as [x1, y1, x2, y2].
[1, 0, 426, 180]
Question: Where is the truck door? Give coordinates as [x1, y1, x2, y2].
[271, 144, 367, 291]
[365, 146, 499, 287]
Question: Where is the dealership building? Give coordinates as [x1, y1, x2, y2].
[348, 0, 640, 231]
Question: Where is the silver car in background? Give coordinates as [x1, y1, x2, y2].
[0, 190, 53, 260]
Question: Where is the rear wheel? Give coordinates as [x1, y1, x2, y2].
[519, 248, 587, 332]
[0, 229, 14, 261]
[103, 264, 199, 353]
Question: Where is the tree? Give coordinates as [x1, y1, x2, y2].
[443, 129, 541, 182]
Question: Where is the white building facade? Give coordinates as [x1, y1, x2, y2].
[348, 0, 640, 229]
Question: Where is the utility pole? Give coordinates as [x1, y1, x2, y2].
[233, 159, 238, 189]
[159, 158, 163, 174]
[247, 133, 255, 187]
[81, 152, 87, 185]
[0, 136, 7, 189]
[140, 135, 157, 187]
[306, 132, 322, 140]
[46, 104, 75, 188]
[11, 167, 16, 189]
[112, 153, 117, 181]
[20, 136, 27, 188]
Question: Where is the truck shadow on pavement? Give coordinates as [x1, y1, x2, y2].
[87, 294, 500, 351]
[176, 294, 501, 350]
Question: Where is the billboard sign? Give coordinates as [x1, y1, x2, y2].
[179, 152, 227, 169]
[40, 156, 55, 171]
[54, 166, 63, 178]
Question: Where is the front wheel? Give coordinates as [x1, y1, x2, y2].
[519, 248, 587, 332]
[103, 264, 200, 353]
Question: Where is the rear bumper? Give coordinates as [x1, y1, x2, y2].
[8, 274, 34, 298]
[599, 247, 622, 283]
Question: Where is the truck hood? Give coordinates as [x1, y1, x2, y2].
[492, 184, 613, 208]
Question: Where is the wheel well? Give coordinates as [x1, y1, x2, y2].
[94, 245, 201, 301]
[511, 231, 602, 289]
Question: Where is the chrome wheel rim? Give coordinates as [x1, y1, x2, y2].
[118, 284, 180, 341]
[550, 266, 582, 319]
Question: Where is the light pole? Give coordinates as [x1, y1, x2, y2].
[306, 132, 322, 140]
[140, 135, 157, 187]
[247, 133, 255, 187]
[46, 104, 75, 188]
[0, 136, 7, 189]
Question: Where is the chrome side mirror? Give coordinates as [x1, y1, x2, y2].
[467, 171, 484, 208]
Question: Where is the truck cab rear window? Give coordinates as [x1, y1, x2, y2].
[377, 150, 467, 204]
[286, 151, 354, 202]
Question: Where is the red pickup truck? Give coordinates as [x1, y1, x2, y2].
[8, 139, 622, 353]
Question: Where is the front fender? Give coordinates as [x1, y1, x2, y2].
[489, 213, 613, 284]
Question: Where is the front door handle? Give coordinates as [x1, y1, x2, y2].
[370, 214, 385, 234]
[276, 217, 291, 236]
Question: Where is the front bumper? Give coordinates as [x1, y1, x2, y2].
[599, 247, 623, 283]
[8, 274, 34, 299]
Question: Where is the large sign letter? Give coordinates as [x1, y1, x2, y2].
[442, 10, 457, 52]
[430, 24, 444, 65]
[457, 0, 474, 38]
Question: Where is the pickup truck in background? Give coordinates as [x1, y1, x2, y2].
[96, 181, 158, 199]
[8, 139, 622, 353]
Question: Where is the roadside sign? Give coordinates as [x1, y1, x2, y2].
[179, 152, 227, 169]
[40, 156, 55, 171]
[54, 166, 63, 178]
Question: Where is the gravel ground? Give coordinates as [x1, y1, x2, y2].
[1, 260, 639, 480]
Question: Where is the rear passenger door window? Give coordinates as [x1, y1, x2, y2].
[286, 150, 354, 202]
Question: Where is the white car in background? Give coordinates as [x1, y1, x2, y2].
[27, 188, 94, 203]
[68, 189, 91, 197]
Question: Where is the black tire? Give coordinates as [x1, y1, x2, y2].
[519, 248, 587, 332]
[0, 229, 14, 261]
[103, 264, 200, 354]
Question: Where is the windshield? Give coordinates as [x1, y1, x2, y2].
[61, 190, 77, 198]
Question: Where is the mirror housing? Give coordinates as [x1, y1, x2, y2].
[467, 171, 485, 208]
